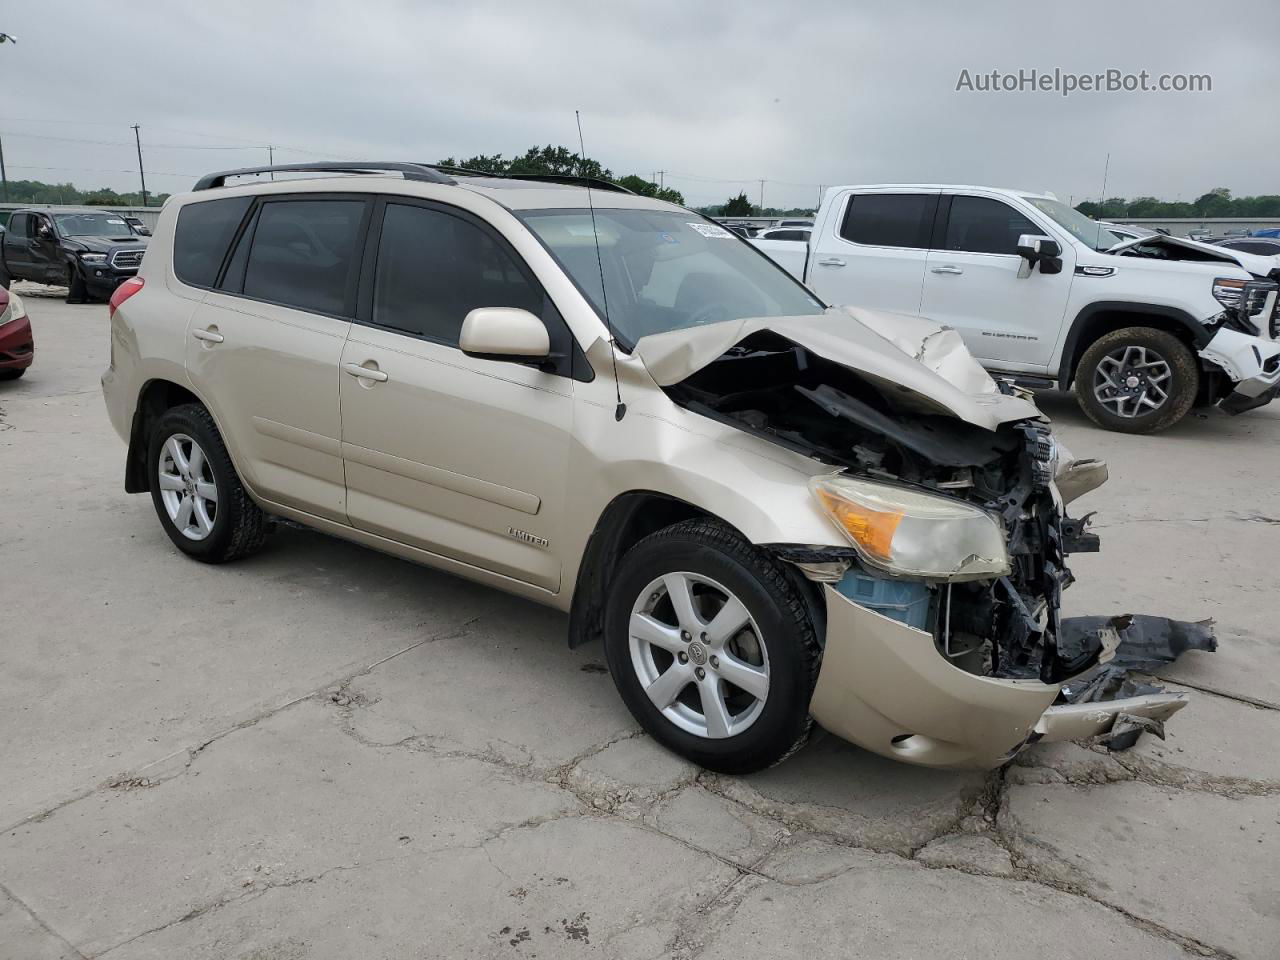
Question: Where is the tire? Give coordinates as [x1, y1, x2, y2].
[1074, 327, 1199, 434]
[0, 368, 24, 381]
[66, 265, 89, 304]
[147, 403, 268, 563]
[0, 263, 10, 290]
[603, 519, 820, 774]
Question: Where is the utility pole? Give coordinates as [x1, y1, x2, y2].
[759, 179, 765, 213]
[658, 170, 665, 190]
[131, 124, 149, 207]
[0, 130, 8, 203]
[268, 145, 275, 180]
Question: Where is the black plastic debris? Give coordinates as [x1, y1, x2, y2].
[1056, 615, 1217, 751]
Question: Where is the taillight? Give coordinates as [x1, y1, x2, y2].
[108, 277, 145, 319]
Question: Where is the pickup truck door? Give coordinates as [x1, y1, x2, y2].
[29, 215, 62, 283]
[920, 194, 1075, 371]
[806, 189, 938, 315]
[2, 213, 30, 276]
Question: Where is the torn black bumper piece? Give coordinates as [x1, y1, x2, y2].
[1051, 615, 1217, 751]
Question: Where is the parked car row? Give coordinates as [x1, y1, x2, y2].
[98, 161, 1205, 775]
[749, 185, 1280, 433]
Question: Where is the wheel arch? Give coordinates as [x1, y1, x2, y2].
[1057, 302, 1212, 389]
[124, 378, 207, 493]
[567, 491, 721, 649]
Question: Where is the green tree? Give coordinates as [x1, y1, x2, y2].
[436, 145, 684, 204]
[1193, 187, 1232, 217]
[722, 192, 753, 216]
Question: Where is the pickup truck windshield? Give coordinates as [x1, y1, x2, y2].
[53, 213, 135, 238]
[1020, 196, 1117, 252]
[520, 209, 825, 348]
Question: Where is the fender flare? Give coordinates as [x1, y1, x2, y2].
[1057, 301, 1213, 388]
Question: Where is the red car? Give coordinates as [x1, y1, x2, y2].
[0, 286, 34, 380]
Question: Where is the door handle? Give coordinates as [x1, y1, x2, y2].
[930, 265, 964, 275]
[817, 257, 846, 267]
[191, 327, 224, 343]
[343, 361, 389, 383]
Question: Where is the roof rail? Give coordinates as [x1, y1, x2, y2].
[192, 162, 455, 191]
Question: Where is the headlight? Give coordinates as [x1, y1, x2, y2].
[0, 292, 24, 326]
[809, 474, 1010, 580]
[1213, 277, 1246, 309]
[79, 252, 108, 264]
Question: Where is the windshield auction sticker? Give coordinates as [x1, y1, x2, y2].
[687, 222, 733, 239]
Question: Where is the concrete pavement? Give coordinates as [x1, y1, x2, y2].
[1, 291, 1276, 958]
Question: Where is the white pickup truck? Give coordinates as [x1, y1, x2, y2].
[750, 184, 1280, 433]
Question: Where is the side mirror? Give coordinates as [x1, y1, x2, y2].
[459, 307, 550, 363]
[1016, 234, 1063, 276]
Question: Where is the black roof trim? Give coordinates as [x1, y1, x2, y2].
[193, 162, 455, 191]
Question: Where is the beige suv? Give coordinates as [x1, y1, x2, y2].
[102, 162, 1204, 773]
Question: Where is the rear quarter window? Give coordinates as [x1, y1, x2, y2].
[173, 197, 254, 288]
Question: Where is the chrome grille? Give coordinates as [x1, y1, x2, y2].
[111, 249, 144, 269]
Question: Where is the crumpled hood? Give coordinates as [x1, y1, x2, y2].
[65, 235, 148, 254]
[1106, 233, 1279, 277]
[633, 305, 1042, 431]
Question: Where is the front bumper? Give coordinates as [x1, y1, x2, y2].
[0, 315, 34, 371]
[1201, 327, 1280, 413]
[809, 587, 1188, 769]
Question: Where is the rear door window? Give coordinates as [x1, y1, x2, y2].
[839, 194, 937, 248]
[7, 213, 27, 240]
[942, 196, 1039, 255]
[173, 196, 253, 288]
[242, 199, 366, 316]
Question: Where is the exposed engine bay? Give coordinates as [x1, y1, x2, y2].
[661, 328, 1215, 738]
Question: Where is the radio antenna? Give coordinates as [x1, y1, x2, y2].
[576, 110, 626, 421]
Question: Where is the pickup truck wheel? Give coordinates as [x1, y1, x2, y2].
[0, 263, 10, 290]
[1074, 327, 1198, 434]
[603, 519, 819, 774]
[66, 265, 90, 304]
[147, 404, 268, 563]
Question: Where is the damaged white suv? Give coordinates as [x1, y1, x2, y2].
[102, 162, 1212, 773]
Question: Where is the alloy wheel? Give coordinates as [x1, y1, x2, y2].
[1092, 344, 1172, 418]
[628, 572, 770, 739]
[157, 433, 219, 541]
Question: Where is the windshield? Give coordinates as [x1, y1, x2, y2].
[1020, 195, 1117, 251]
[53, 213, 136, 238]
[519, 208, 825, 348]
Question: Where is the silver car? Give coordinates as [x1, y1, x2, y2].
[102, 162, 1203, 773]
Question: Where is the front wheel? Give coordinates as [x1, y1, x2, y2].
[603, 519, 820, 774]
[147, 404, 268, 563]
[66, 265, 90, 304]
[1074, 327, 1199, 434]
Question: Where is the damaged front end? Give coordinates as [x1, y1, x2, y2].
[637, 308, 1213, 767]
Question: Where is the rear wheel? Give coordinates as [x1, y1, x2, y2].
[603, 519, 820, 774]
[1074, 327, 1198, 434]
[0, 368, 24, 381]
[147, 404, 267, 563]
[0, 263, 10, 290]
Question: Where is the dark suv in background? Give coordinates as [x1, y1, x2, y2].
[0, 208, 148, 303]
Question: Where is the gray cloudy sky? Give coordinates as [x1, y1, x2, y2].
[3, 0, 1278, 209]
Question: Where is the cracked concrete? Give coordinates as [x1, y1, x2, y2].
[2, 302, 1277, 958]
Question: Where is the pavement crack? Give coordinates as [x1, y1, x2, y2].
[1, 617, 483, 835]
[0, 879, 89, 959]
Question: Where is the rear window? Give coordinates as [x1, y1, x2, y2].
[173, 197, 253, 288]
[242, 199, 366, 316]
[839, 194, 936, 249]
